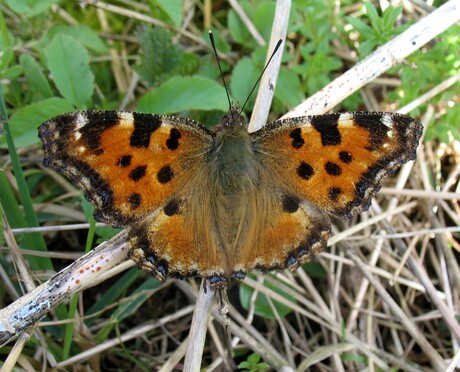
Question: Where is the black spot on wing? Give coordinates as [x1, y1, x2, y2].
[128, 193, 142, 208]
[310, 114, 341, 146]
[325, 161, 342, 176]
[118, 155, 132, 168]
[339, 151, 352, 163]
[164, 199, 180, 216]
[297, 161, 314, 180]
[166, 128, 181, 150]
[328, 187, 342, 201]
[282, 195, 300, 213]
[130, 112, 162, 148]
[289, 128, 304, 149]
[157, 165, 174, 184]
[129, 165, 147, 182]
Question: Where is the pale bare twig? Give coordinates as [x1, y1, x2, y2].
[249, 0, 291, 132]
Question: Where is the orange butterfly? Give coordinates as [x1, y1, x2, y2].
[38, 107, 422, 288]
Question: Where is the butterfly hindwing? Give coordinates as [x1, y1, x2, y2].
[233, 191, 331, 276]
[38, 111, 214, 227]
[253, 112, 423, 217]
[127, 176, 230, 284]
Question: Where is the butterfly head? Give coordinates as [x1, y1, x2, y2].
[220, 105, 247, 130]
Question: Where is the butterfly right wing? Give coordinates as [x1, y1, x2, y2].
[252, 112, 422, 218]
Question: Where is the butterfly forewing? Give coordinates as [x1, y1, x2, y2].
[38, 111, 214, 227]
[252, 112, 423, 217]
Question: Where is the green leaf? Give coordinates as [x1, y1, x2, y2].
[347, 17, 372, 36]
[383, 6, 402, 30]
[136, 76, 227, 114]
[135, 26, 183, 86]
[19, 54, 53, 101]
[5, 0, 60, 16]
[364, 2, 380, 29]
[248, 353, 261, 364]
[275, 68, 303, 107]
[47, 34, 94, 108]
[230, 57, 258, 109]
[46, 25, 108, 53]
[228, 1, 274, 46]
[252, 1, 276, 41]
[154, 0, 182, 27]
[0, 97, 74, 148]
[0, 48, 14, 75]
[85, 267, 141, 326]
[228, 3, 251, 44]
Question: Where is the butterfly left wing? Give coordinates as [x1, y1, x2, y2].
[38, 111, 215, 227]
[252, 112, 423, 217]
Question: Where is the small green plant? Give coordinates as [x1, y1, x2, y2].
[238, 353, 270, 372]
[348, 2, 407, 55]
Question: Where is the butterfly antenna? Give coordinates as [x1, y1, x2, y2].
[238, 39, 283, 117]
[209, 30, 232, 112]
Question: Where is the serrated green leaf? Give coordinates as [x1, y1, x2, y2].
[154, 0, 182, 27]
[135, 26, 183, 85]
[136, 76, 227, 114]
[19, 54, 53, 101]
[0, 97, 74, 148]
[47, 34, 94, 108]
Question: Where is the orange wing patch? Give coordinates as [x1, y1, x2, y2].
[233, 194, 330, 277]
[39, 111, 214, 227]
[127, 192, 230, 286]
[254, 112, 422, 217]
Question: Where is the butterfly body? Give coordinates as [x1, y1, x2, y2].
[39, 109, 422, 288]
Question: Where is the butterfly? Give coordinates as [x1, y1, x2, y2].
[38, 107, 422, 288]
